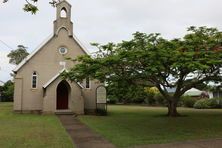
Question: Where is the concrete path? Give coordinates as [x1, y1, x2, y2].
[57, 115, 116, 148]
[134, 138, 222, 148]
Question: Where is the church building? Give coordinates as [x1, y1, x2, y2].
[13, 0, 101, 114]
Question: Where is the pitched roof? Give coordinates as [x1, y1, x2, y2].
[13, 34, 53, 72]
[184, 88, 203, 96]
[43, 69, 84, 89]
[13, 34, 90, 72]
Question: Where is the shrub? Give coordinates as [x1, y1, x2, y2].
[144, 87, 160, 105]
[144, 97, 156, 105]
[181, 96, 197, 108]
[108, 98, 117, 104]
[217, 98, 222, 107]
[144, 93, 156, 105]
[194, 98, 221, 109]
[193, 99, 210, 109]
[154, 93, 167, 106]
[0, 81, 14, 102]
[96, 109, 107, 116]
[207, 98, 220, 108]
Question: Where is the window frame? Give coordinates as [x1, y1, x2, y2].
[31, 71, 38, 89]
[60, 7, 67, 18]
[59, 47, 68, 55]
[85, 77, 91, 89]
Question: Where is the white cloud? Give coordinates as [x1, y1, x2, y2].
[0, 49, 15, 81]
[1, 0, 222, 81]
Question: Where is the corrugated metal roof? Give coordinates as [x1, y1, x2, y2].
[184, 88, 203, 96]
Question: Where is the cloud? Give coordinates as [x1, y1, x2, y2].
[0, 49, 15, 81]
[1, 0, 222, 80]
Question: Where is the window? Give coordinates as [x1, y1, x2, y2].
[60, 8, 67, 18]
[32, 72, 37, 89]
[86, 77, 90, 89]
[59, 47, 68, 55]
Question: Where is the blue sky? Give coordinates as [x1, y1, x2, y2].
[1, 0, 222, 82]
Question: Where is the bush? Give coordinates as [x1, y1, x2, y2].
[194, 98, 221, 109]
[218, 98, 222, 107]
[108, 98, 117, 104]
[0, 81, 14, 102]
[181, 96, 197, 108]
[208, 99, 221, 108]
[194, 99, 210, 109]
[144, 97, 156, 105]
[154, 93, 167, 106]
[144, 93, 156, 105]
[107, 82, 149, 104]
[96, 109, 107, 116]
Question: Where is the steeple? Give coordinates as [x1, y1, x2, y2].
[54, 0, 73, 37]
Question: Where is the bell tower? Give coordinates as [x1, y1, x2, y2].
[54, 0, 73, 37]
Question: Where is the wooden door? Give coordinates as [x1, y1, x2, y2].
[57, 82, 69, 110]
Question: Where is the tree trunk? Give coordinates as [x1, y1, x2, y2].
[167, 100, 179, 117]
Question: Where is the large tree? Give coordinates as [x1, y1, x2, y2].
[62, 26, 222, 117]
[7, 45, 29, 65]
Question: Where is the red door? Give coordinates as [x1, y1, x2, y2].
[57, 82, 69, 110]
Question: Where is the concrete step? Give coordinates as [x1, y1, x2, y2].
[55, 110, 75, 115]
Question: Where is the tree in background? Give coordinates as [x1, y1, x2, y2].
[144, 87, 160, 105]
[7, 45, 29, 65]
[3, 45, 29, 101]
[107, 82, 148, 104]
[62, 26, 222, 117]
[0, 80, 14, 102]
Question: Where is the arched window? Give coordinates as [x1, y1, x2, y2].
[60, 8, 67, 18]
[32, 71, 38, 89]
[86, 77, 90, 89]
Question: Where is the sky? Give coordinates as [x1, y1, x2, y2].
[1, 0, 222, 82]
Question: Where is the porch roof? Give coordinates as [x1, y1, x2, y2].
[43, 69, 84, 89]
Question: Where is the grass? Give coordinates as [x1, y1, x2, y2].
[79, 105, 222, 148]
[0, 103, 73, 148]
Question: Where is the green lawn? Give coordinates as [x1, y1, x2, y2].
[0, 103, 73, 148]
[79, 105, 222, 148]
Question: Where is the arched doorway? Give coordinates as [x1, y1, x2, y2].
[57, 81, 70, 110]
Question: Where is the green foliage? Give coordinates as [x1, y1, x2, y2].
[153, 93, 167, 106]
[144, 87, 159, 95]
[96, 109, 107, 116]
[7, 45, 29, 65]
[0, 81, 14, 102]
[144, 87, 160, 105]
[23, 3, 38, 14]
[108, 98, 117, 104]
[193, 98, 221, 109]
[107, 82, 148, 104]
[181, 96, 197, 108]
[193, 99, 211, 109]
[144, 94, 156, 105]
[63, 26, 222, 116]
[3, 0, 58, 14]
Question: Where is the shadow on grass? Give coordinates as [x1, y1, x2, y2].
[152, 114, 188, 118]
